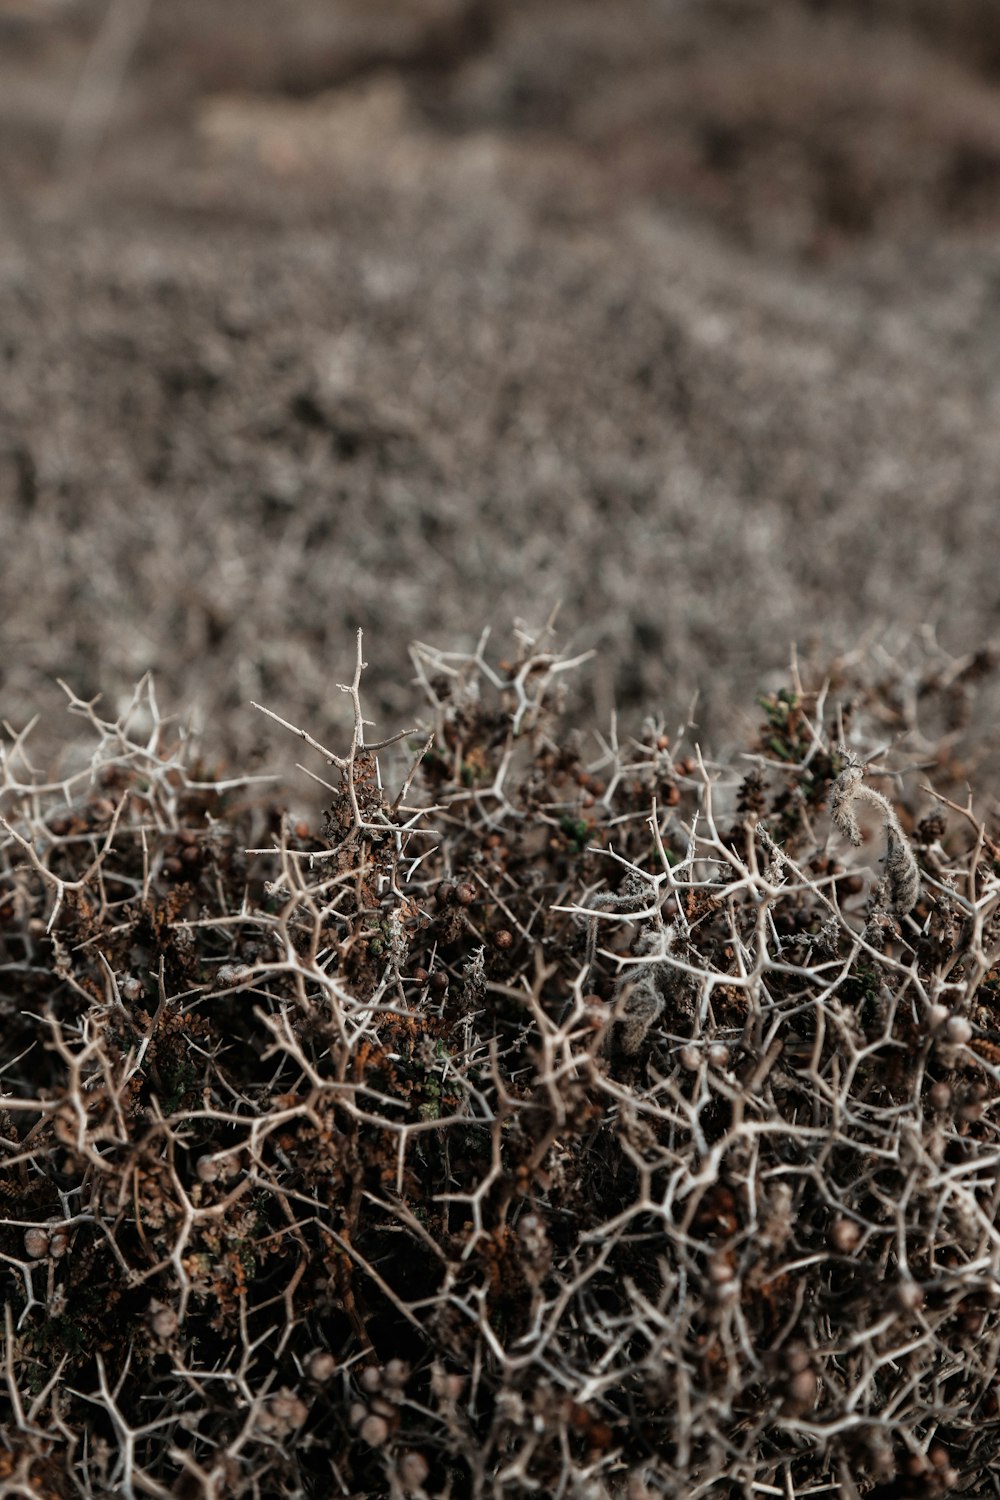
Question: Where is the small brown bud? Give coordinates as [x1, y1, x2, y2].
[436, 882, 455, 907]
[432, 1369, 466, 1402]
[360, 1413, 390, 1447]
[945, 1015, 972, 1046]
[24, 1227, 49, 1258]
[830, 1217, 861, 1253]
[455, 882, 476, 907]
[708, 1042, 730, 1069]
[270, 1391, 308, 1427]
[216, 964, 254, 988]
[151, 1305, 179, 1339]
[927, 1003, 950, 1031]
[928, 1082, 952, 1112]
[493, 928, 513, 949]
[785, 1368, 817, 1410]
[398, 1450, 430, 1490]
[308, 1351, 336, 1383]
[384, 1358, 409, 1387]
[359, 1365, 382, 1393]
[895, 1279, 924, 1313]
[429, 971, 449, 994]
[49, 1228, 69, 1259]
[348, 1403, 368, 1428]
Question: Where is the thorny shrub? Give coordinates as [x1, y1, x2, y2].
[1, 625, 999, 1499]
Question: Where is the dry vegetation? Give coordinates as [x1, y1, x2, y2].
[5, 0, 1000, 764]
[5, 2, 1000, 1491]
[3, 626, 1000, 1497]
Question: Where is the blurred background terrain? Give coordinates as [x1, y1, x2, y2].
[3, 0, 1000, 776]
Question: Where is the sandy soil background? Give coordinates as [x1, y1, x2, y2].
[3, 0, 1000, 780]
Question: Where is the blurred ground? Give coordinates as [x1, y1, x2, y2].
[3, 0, 1000, 774]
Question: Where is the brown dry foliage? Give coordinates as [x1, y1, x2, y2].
[2, 627, 1000, 1498]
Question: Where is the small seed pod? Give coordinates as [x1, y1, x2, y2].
[432, 1369, 465, 1402]
[270, 1391, 308, 1428]
[945, 1015, 972, 1046]
[927, 1003, 950, 1031]
[359, 1365, 382, 1394]
[784, 1367, 817, 1412]
[196, 1155, 221, 1183]
[398, 1450, 430, 1491]
[48, 1227, 70, 1259]
[708, 1043, 730, 1070]
[928, 1081, 952, 1112]
[493, 928, 513, 950]
[360, 1413, 390, 1447]
[24, 1227, 49, 1259]
[829, 1217, 861, 1253]
[435, 881, 455, 907]
[679, 1045, 700, 1072]
[960, 1082, 988, 1123]
[782, 1342, 810, 1374]
[151, 1304, 179, 1339]
[455, 882, 476, 907]
[348, 1403, 368, 1428]
[307, 1351, 336, 1383]
[384, 1358, 409, 1388]
[895, 1279, 924, 1313]
[216, 964, 254, 988]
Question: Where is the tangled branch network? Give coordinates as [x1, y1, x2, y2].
[1, 626, 999, 1499]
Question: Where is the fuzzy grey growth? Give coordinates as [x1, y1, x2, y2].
[830, 747, 920, 914]
[610, 970, 665, 1056]
[604, 924, 676, 1057]
[830, 753, 865, 846]
[884, 819, 921, 915]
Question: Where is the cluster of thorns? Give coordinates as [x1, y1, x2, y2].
[1, 624, 999, 1500]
